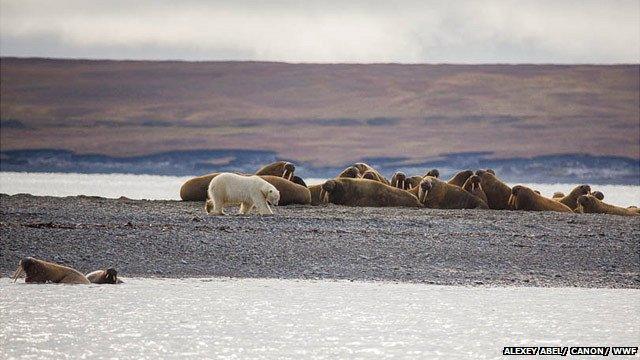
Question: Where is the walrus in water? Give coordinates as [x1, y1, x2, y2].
[260, 175, 311, 205]
[424, 169, 440, 178]
[86, 268, 123, 284]
[322, 178, 421, 207]
[447, 170, 474, 187]
[390, 172, 410, 190]
[12, 257, 90, 284]
[554, 184, 591, 210]
[461, 175, 489, 205]
[409, 177, 488, 209]
[508, 185, 572, 212]
[576, 195, 639, 216]
[309, 184, 328, 205]
[180, 161, 298, 201]
[475, 170, 512, 210]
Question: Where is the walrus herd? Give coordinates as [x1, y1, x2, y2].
[9, 160, 636, 284]
[178, 160, 638, 217]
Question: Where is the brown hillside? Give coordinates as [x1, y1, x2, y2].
[1, 58, 638, 166]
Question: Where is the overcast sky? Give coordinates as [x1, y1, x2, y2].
[1, 0, 638, 63]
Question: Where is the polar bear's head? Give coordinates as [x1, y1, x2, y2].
[262, 185, 280, 206]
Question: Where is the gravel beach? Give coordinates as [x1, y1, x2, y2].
[1, 193, 638, 288]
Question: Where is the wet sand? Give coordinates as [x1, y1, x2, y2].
[1, 194, 638, 288]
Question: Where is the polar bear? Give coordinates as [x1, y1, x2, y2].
[205, 173, 280, 215]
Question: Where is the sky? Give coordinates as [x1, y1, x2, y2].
[1, 0, 639, 63]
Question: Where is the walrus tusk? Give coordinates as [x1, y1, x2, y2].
[508, 194, 516, 209]
[288, 172, 293, 181]
[12, 264, 24, 283]
[399, 180, 404, 190]
[282, 170, 287, 178]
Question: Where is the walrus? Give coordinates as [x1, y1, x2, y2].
[554, 184, 591, 210]
[352, 163, 389, 184]
[591, 191, 604, 200]
[424, 169, 440, 178]
[309, 184, 328, 205]
[390, 172, 410, 190]
[322, 178, 421, 207]
[409, 177, 488, 209]
[627, 206, 640, 214]
[576, 195, 639, 216]
[290, 175, 307, 187]
[461, 174, 489, 205]
[475, 170, 512, 210]
[552, 192, 566, 199]
[260, 175, 311, 205]
[180, 161, 298, 201]
[86, 268, 123, 284]
[447, 170, 474, 187]
[361, 170, 379, 181]
[406, 175, 424, 189]
[12, 257, 90, 284]
[255, 161, 295, 180]
[337, 166, 360, 179]
[508, 185, 573, 212]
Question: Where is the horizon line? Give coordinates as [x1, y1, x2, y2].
[2, 56, 639, 67]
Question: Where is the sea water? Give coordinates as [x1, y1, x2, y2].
[0, 278, 638, 359]
[1, 171, 639, 207]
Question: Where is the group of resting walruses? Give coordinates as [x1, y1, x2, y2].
[10, 161, 637, 285]
[179, 161, 640, 216]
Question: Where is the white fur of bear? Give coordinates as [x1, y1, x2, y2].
[205, 173, 280, 215]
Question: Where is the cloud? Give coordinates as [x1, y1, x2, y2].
[1, 0, 638, 63]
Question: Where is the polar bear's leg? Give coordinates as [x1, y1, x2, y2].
[238, 202, 252, 215]
[210, 193, 226, 215]
[251, 194, 273, 215]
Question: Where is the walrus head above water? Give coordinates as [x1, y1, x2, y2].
[105, 268, 118, 283]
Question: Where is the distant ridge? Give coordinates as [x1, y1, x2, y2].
[1, 57, 638, 168]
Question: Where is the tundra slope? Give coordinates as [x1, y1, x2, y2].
[1, 194, 638, 288]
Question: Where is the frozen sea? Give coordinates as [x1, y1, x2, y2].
[1, 278, 638, 359]
[1, 172, 639, 207]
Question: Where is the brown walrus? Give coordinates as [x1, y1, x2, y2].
[552, 192, 566, 199]
[260, 175, 311, 205]
[409, 177, 488, 209]
[337, 166, 360, 179]
[322, 178, 421, 207]
[461, 174, 489, 205]
[509, 185, 573, 212]
[576, 195, 639, 216]
[475, 170, 512, 210]
[390, 172, 410, 190]
[86, 268, 123, 284]
[255, 161, 295, 180]
[447, 170, 474, 187]
[290, 175, 307, 187]
[591, 191, 604, 200]
[554, 184, 591, 210]
[180, 161, 298, 201]
[406, 176, 424, 189]
[309, 184, 328, 205]
[424, 169, 440, 178]
[352, 163, 389, 184]
[12, 257, 90, 284]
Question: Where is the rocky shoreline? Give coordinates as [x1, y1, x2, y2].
[1, 193, 638, 288]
